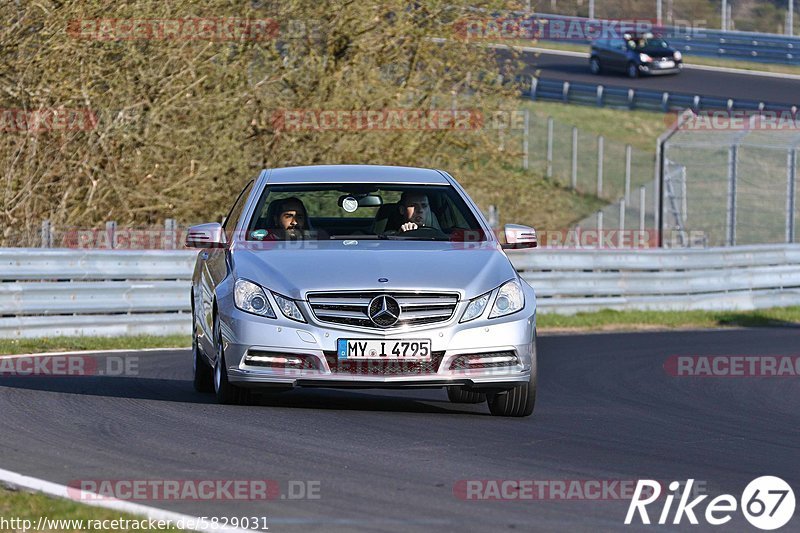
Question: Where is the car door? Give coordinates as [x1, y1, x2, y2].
[607, 38, 628, 71]
[198, 180, 254, 353]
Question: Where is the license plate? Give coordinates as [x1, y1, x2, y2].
[337, 339, 431, 361]
[659, 60, 675, 68]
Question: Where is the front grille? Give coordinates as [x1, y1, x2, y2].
[307, 291, 459, 329]
[324, 351, 445, 375]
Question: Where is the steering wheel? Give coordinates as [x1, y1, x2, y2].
[399, 226, 449, 239]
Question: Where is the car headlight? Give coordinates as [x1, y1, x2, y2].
[234, 279, 276, 317]
[489, 280, 525, 319]
[673, 51, 682, 61]
[460, 291, 491, 323]
[272, 291, 306, 323]
[639, 53, 652, 63]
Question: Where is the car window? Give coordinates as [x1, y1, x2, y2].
[222, 180, 254, 242]
[246, 183, 487, 242]
[609, 38, 625, 49]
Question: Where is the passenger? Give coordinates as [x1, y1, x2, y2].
[271, 197, 308, 239]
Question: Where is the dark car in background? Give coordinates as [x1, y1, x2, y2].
[589, 34, 683, 78]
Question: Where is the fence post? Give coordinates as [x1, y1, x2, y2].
[597, 135, 604, 197]
[618, 198, 626, 248]
[639, 186, 646, 232]
[596, 210, 603, 247]
[546, 117, 553, 178]
[106, 220, 117, 250]
[624, 144, 632, 203]
[523, 109, 530, 171]
[164, 218, 177, 250]
[726, 144, 738, 246]
[40, 220, 52, 248]
[487, 205, 499, 230]
[571, 126, 578, 190]
[787, 148, 797, 243]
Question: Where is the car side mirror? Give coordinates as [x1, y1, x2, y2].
[185, 222, 227, 248]
[501, 224, 537, 249]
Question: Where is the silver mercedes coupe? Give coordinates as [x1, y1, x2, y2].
[186, 165, 539, 416]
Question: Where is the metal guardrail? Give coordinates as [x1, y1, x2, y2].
[531, 13, 800, 65]
[515, 243, 800, 314]
[528, 76, 797, 113]
[2, 246, 800, 337]
[0, 249, 196, 338]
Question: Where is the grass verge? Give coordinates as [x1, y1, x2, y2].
[0, 335, 190, 356]
[0, 488, 180, 532]
[537, 306, 800, 332]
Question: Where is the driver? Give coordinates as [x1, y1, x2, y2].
[398, 192, 434, 232]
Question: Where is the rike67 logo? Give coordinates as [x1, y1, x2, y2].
[626, 477, 795, 530]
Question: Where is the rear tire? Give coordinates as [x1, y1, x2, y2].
[487, 374, 536, 417]
[446, 386, 486, 404]
[627, 62, 639, 78]
[213, 315, 251, 405]
[589, 57, 602, 74]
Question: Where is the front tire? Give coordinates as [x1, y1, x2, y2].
[446, 386, 486, 404]
[627, 62, 639, 78]
[487, 374, 536, 417]
[192, 320, 214, 393]
[213, 314, 250, 405]
[589, 57, 602, 74]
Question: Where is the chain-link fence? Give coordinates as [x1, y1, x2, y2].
[661, 115, 800, 247]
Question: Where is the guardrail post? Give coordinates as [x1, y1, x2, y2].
[662, 92, 670, 112]
[106, 221, 117, 250]
[727, 99, 734, 111]
[692, 95, 700, 112]
[639, 186, 647, 232]
[530, 76, 537, 101]
[571, 126, 578, 190]
[624, 144, 632, 203]
[562, 81, 570, 103]
[40, 220, 52, 248]
[627, 88, 635, 109]
[523, 109, 530, 170]
[597, 135, 604, 197]
[596, 85, 604, 107]
[618, 198, 626, 247]
[787, 148, 797, 243]
[726, 145, 738, 246]
[546, 117, 554, 178]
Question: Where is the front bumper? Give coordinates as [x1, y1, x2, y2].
[218, 294, 536, 391]
[639, 62, 682, 75]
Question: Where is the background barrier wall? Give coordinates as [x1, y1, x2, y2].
[2, 245, 799, 337]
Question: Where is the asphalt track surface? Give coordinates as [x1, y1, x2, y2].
[516, 50, 800, 108]
[1, 328, 799, 532]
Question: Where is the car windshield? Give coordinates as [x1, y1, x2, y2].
[245, 183, 488, 242]
[636, 38, 670, 50]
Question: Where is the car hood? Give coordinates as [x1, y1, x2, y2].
[230, 240, 517, 300]
[639, 47, 677, 56]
